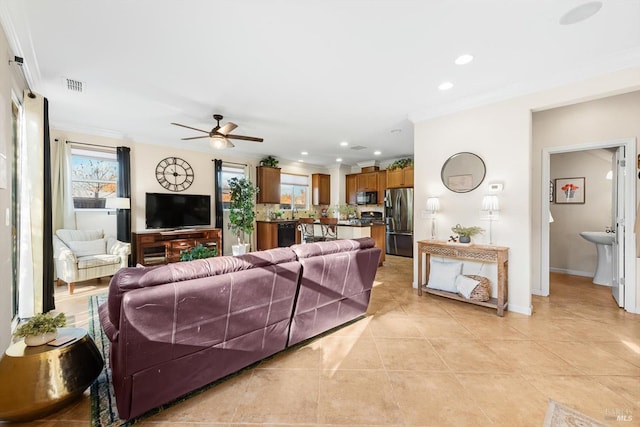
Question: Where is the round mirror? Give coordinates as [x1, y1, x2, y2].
[441, 152, 486, 193]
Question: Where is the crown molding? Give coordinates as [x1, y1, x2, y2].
[0, 2, 42, 91]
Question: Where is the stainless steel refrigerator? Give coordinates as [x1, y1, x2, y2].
[385, 188, 413, 257]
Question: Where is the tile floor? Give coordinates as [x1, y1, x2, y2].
[9, 255, 640, 426]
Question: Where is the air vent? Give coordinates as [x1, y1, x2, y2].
[350, 145, 367, 151]
[63, 77, 85, 93]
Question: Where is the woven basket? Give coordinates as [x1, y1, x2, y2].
[464, 275, 491, 301]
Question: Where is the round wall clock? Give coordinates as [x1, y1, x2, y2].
[155, 157, 194, 192]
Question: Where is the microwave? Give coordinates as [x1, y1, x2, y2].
[356, 191, 377, 205]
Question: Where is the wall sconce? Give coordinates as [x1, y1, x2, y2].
[426, 197, 440, 240]
[481, 195, 500, 245]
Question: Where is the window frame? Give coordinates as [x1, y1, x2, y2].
[280, 172, 309, 210]
[221, 163, 247, 210]
[70, 147, 118, 209]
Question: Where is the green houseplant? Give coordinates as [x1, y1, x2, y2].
[260, 155, 279, 168]
[451, 224, 484, 243]
[387, 158, 413, 170]
[179, 244, 217, 261]
[228, 177, 259, 255]
[14, 312, 66, 346]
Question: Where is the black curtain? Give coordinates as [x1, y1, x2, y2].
[214, 159, 224, 248]
[42, 97, 55, 312]
[116, 147, 131, 244]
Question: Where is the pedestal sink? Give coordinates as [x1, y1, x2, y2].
[579, 231, 614, 285]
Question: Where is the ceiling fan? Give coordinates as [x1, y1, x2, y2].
[171, 114, 264, 149]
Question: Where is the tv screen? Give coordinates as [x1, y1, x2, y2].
[145, 193, 211, 229]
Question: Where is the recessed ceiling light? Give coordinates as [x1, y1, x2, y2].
[559, 1, 602, 25]
[336, 158, 343, 162]
[340, 141, 349, 147]
[438, 81, 454, 91]
[301, 151, 308, 155]
[455, 54, 474, 65]
[374, 151, 381, 156]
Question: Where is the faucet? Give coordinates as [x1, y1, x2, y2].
[291, 208, 297, 220]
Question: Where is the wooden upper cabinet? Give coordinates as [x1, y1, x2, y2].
[312, 173, 331, 205]
[356, 172, 378, 192]
[377, 170, 386, 203]
[386, 166, 414, 188]
[345, 174, 357, 204]
[256, 166, 281, 204]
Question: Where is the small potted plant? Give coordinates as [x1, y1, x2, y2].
[451, 224, 484, 244]
[260, 155, 279, 168]
[179, 244, 217, 261]
[14, 312, 66, 346]
[387, 158, 414, 170]
[228, 177, 259, 255]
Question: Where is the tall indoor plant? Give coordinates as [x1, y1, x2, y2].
[227, 177, 259, 255]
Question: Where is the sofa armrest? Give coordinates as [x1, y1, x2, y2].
[107, 237, 131, 257]
[53, 236, 77, 263]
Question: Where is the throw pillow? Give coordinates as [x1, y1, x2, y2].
[426, 259, 463, 293]
[67, 239, 107, 257]
[455, 274, 480, 299]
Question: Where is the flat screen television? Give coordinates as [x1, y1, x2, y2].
[145, 192, 211, 229]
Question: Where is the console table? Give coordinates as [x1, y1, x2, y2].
[417, 240, 509, 316]
[132, 228, 222, 265]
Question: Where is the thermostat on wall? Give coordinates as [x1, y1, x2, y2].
[488, 182, 503, 192]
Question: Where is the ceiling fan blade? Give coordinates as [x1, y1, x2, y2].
[226, 134, 264, 142]
[181, 135, 209, 140]
[217, 122, 238, 136]
[171, 122, 209, 133]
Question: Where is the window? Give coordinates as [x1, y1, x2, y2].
[70, 148, 118, 208]
[221, 164, 246, 209]
[280, 173, 308, 210]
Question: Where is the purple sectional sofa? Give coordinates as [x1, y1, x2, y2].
[98, 237, 381, 420]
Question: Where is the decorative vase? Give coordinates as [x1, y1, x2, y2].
[459, 236, 471, 244]
[232, 243, 249, 256]
[24, 331, 57, 347]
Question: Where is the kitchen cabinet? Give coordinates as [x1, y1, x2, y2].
[386, 166, 414, 188]
[256, 166, 281, 204]
[132, 228, 222, 266]
[377, 171, 386, 204]
[312, 173, 331, 205]
[346, 174, 357, 204]
[256, 220, 300, 251]
[356, 172, 378, 192]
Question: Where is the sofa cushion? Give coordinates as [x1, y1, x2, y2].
[107, 247, 298, 329]
[291, 237, 375, 259]
[67, 238, 107, 257]
[77, 254, 121, 269]
[56, 229, 104, 245]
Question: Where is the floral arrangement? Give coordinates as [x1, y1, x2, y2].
[337, 204, 357, 219]
[387, 158, 413, 170]
[179, 244, 217, 261]
[451, 224, 484, 238]
[561, 183, 579, 199]
[260, 155, 279, 168]
[14, 312, 66, 338]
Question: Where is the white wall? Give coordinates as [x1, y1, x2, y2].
[413, 68, 640, 316]
[549, 149, 613, 277]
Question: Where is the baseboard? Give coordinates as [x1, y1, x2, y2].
[549, 267, 592, 277]
[531, 289, 549, 297]
[507, 303, 532, 316]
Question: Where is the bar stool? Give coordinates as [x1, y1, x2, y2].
[319, 217, 338, 241]
[298, 218, 322, 243]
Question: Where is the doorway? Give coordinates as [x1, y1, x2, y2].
[541, 138, 637, 312]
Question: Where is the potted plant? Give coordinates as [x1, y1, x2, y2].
[228, 177, 259, 255]
[260, 155, 279, 168]
[451, 224, 484, 243]
[14, 312, 66, 346]
[337, 204, 357, 220]
[179, 244, 217, 261]
[387, 158, 414, 170]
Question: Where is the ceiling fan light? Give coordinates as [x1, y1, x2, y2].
[209, 135, 232, 149]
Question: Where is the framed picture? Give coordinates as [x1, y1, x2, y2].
[554, 177, 585, 204]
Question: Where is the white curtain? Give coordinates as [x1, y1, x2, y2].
[18, 92, 45, 317]
[51, 139, 75, 230]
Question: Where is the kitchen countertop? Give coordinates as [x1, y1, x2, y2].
[257, 219, 384, 227]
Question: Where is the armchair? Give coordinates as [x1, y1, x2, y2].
[53, 229, 130, 294]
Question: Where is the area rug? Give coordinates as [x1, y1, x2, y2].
[543, 399, 611, 427]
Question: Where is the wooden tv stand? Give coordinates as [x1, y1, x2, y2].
[132, 228, 222, 266]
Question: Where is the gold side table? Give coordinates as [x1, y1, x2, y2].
[0, 327, 104, 422]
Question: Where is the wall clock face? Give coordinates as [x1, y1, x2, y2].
[155, 157, 194, 192]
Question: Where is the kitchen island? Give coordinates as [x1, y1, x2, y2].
[256, 219, 385, 265]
